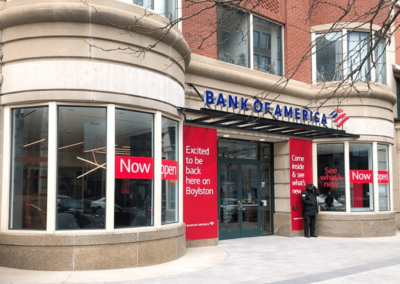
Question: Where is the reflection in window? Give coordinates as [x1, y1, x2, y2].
[378, 144, 390, 211]
[57, 107, 106, 230]
[317, 144, 345, 212]
[217, 6, 283, 75]
[253, 16, 282, 75]
[260, 143, 270, 161]
[349, 143, 373, 212]
[132, 0, 154, 10]
[217, 6, 249, 67]
[218, 139, 258, 160]
[316, 32, 343, 82]
[114, 109, 154, 228]
[10, 107, 48, 230]
[375, 37, 387, 84]
[348, 32, 370, 81]
[161, 0, 177, 21]
[162, 117, 179, 225]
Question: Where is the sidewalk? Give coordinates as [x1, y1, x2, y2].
[1, 232, 400, 284]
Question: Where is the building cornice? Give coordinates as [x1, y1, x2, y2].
[0, 0, 191, 67]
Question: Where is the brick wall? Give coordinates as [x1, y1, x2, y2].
[309, 0, 390, 27]
[284, 0, 311, 83]
[181, 0, 391, 84]
[182, 0, 217, 59]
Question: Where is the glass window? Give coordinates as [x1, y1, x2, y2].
[348, 32, 370, 81]
[162, 117, 179, 225]
[254, 54, 260, 70]
[317, 144, 345, 212]
[253, 16, 282, 75]
[132, 0, 154, 10]
[378, 144, 390, 211]
[375, 37, 387, 84]
[217, 6, 250, 68]
[316, 32, 343, 82]
[260, 143, 271, 161]
[349, 143, 373, 212]
[253, 31, 260, 47]
[217, 6, 283, 75]
[57, 107, 106, 230]
[9, 107, 48, 230]
[161, 0, 177, 21]
[114, 109, 154, 228]
[218, 139, 258, 160]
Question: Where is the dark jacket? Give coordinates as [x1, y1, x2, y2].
[301, 187, 320, 216]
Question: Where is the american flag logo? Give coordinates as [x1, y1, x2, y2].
[329, 109, 349, 127]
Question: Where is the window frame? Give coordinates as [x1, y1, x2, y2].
[312, 29, 388, 84]
[1, 103, 183, 234]
[313, 141, 393, 214]
[217, 8, 285, 75]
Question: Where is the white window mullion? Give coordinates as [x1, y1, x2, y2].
[154, 0, 162, 15]
[371, 32, 376, 82]
[177, 0, 182, 30]
[250, 14, 254, 70]
[106, 104, 115, 232]
[178, 120, 183, 223]
[311, 33, 316, 83]
[373, 142, 379, 212]
[342, 29, 348, 80]
[312, 142, 317, 186]
[345, 141, 350, 213]
[47, 102, 57, 233]
[1, 107, 11, 232]
[154, 111, 162, 228]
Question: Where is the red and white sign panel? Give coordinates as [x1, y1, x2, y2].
[115, 156, 154, 179]
[378, 170, 389, 184]
[350, 170, 373, 183]
[161, 159, 178, 180]
[183, 125, 218, 241]
[289, 138, 313, 231]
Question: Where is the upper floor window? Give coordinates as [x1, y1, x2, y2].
[124, 0, 178, 21]
[217, 5, 283, 76]
[348, 32, 370, 82]
[316, 32, 343, 82]
[314, 31, 387, 84]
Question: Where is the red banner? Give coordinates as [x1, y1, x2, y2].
[350, 170, 373, 183]
[115, 156, 154, 179]
[289, 138, 313, 231]
[161, 159, 178, 180]
[183, 125, 218, 241]
[378, 171, 389, 184]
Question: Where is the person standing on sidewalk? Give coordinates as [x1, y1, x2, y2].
[301, 184, 320, 238]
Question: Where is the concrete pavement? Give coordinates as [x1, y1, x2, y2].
[1, 231, 400, 284]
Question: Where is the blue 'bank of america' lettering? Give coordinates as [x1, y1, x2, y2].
[205, 90, 328, 125]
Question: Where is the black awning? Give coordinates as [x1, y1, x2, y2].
[178, 107, 359, 139]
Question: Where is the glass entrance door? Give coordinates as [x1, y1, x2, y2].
[219, 161, 261, 240]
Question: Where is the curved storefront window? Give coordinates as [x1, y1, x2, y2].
[9, 107, 49, 230]
[317, 144, 345, 212]
[6, 104, 182, 232]
[162, 117, 179, 225]
[114, 109, 154, 228]
[57, 107, 107, 230]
